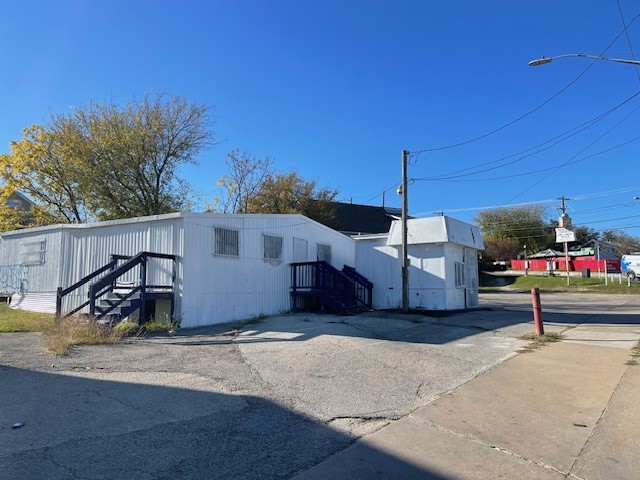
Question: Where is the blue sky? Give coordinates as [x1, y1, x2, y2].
[2, 1, 640, 235]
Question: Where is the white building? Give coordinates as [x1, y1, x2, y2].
[354, 216, 484, 310]
[0, 212, 483, 326]
[0, 212, 355, 328]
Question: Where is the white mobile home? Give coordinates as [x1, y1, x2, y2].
[354, 216, 483, 310]
[0, 213, 355, 328]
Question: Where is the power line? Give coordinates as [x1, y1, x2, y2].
[499, 104, 640, 206]
[414, 92, 640, 181]
[571, 202, 638, 216]
[412, 130, 640, 186]
[420, 184, 640, 221]
[571, 184, 640, 200]
[408, 12, 640, 157]
[361, 13, 640, 210]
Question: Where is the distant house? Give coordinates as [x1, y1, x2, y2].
[1, 191, 37, 231]
[5, 191, 35, 211]
[354, 216, 484, 310]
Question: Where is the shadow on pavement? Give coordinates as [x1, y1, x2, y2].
[0, 366, 453, 480]
[158, 295, 640, 347]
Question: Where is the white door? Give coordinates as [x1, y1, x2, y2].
[293, 238, 308, 263]
[464, 247, 479, 307]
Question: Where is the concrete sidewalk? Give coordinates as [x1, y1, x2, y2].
[295, 325, 640, 480]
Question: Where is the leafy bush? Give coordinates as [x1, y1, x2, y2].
[112, 321, 140, 337]
[143, 320, 177, 333]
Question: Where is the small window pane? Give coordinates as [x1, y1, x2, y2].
[214, 227, 239, 257]
[455, 262, 465, 288]
[317, 244, 331, 264]
[20, 239, 46, 265]
[263, 234, 283, 262]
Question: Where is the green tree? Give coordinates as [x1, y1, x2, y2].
[245, 171, 340, 228]
[0, 94, 215, 223]
[482, 238, 521, 263]
[572, 225, 600, 246]
[1, 125, 87, 223]
[475, 205, 554, 260]
[601, 229, 640, 256]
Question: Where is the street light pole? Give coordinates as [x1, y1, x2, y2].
[401, 149, 409, 313]
[529, 53, 640, 67]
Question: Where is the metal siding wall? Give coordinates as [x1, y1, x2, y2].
[61, 221, 177, 286]
[355, 238, 402, 310]
[408, 243, 446, 310]
[0, 229, 63, 295]
[2, 218, 183, 315]
[9, 292, 57, 313]
[356, 239, 453, 310]
[180, 215, 356, 327]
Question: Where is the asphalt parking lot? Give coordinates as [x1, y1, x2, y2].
[1, 292, 639, 479]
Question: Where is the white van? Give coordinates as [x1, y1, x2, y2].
[621, 253, 640, 280]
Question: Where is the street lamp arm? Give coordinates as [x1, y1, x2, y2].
[529, 53, 640, 67]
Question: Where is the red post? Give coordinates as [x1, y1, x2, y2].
[531, 287, 544, 336]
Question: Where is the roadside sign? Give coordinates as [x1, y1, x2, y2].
[555, 227, 576, 243]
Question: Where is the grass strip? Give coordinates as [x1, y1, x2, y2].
[481, 273, 640, 294]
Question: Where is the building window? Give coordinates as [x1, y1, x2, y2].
[263, 234, 283, 264]
[214, 227, 239, 257]
[455, 262, 465, 288]
[317, 244, 331, 264]
[20, 239, 46, 265]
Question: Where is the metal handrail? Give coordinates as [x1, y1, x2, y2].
[58, 260, 117, 298]
[291, 261, 370, 314]
[57, 251, 177, 321]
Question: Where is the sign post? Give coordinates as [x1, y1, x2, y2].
[555, 227, 576, 286]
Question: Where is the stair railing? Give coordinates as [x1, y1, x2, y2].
[342, 265, 373, 310]
[56, 257, 120, 320]
[56, 252, 176, 322]
[291, 261, 368, 314]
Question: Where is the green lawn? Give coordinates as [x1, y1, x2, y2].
[480, 272, 640, 294]
[0, 303, 125, 355]
[0, 303, 55, 332]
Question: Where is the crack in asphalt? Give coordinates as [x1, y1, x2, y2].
[327, 414, 398, 423]
[421, 419, 567, 477]
[43, 446, 79, 479]
[92, 389, 157, 417]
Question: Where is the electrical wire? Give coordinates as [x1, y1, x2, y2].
[411, 91, 640, 181]
[407, 12, 640, 157]
[499, 103, 640, 206]
[421, 184, 640, 224]
[413, 130, 640, 184]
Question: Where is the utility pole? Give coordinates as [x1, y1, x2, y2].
[557, 196, 572, 286]
[401, 150, 409, 313]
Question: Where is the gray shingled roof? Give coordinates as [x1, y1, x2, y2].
[332, 202, 402, 235]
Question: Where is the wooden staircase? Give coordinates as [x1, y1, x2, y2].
[56, 252, 176, 325]
[290, 261, 373, 315]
